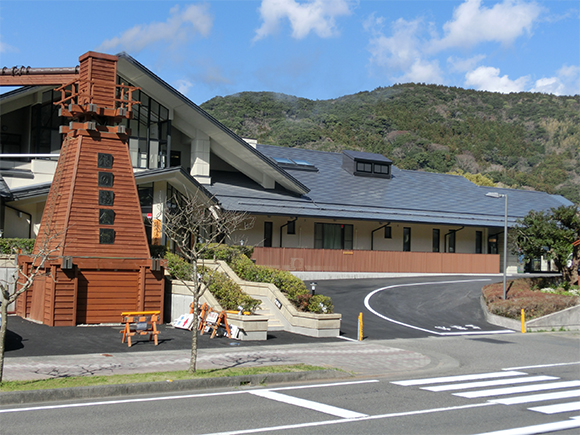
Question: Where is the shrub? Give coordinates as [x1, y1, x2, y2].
[200, 244, 254, 263]
[228, 252, 333, 313]
[165, 252, 194, 281]
[201, 268, 261, 313]
[482, 279, 579, 319]
[165, 252, 260, 313]
[0, 238, 35, 255]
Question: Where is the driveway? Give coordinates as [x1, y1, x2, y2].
[314, 275, 512, 340]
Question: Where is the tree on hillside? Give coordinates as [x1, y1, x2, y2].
[162, 189, 253, 373]
[511, 205, 580, 286]
[0, 229, 64, 383]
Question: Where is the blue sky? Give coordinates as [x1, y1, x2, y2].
[1, 0, 579, 104]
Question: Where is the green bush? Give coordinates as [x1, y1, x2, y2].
[165, 252, 260, 313]
[200, 244, 254, 262]
[228, 253, 333, 313]
[201, 268, 261, 313]
[165, 252, 194, 281]
[0, 238, 35, 255]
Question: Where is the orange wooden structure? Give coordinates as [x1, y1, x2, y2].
[12, 52, 165, 325]
[252, 247, 500, 274]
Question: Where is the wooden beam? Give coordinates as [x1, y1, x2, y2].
[0, 74, 79, 86]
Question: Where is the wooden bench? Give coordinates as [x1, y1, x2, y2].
[120, 311, 160, 347]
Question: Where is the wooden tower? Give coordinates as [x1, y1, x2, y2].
[15, 52, 165, 325]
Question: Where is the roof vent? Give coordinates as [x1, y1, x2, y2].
[342, 150, 392, 179]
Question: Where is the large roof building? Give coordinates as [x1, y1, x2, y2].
[1, 52, 572, 276]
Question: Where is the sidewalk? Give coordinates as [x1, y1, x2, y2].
[3, 340, 432, 381]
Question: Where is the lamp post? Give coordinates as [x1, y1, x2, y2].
[486, 192, 508, 300]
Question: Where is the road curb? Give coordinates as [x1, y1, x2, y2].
[0, 369, 351, 406]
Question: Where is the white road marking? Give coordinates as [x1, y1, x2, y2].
[250, 390, 367, 419]
[0, 379, 379, 414]
[503, 361, 580, 371]
[489, 389, 580, 405]
[528, 401, 580, 414]
[473, 417, 580, 435]
[423, 376, 559, 392]
[455, 380, 580, 398]
[202, 402, 496, 435]
[363, 279, 514, 336]
[391, 371, 527, 386]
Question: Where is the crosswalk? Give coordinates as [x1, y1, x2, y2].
[392, 366, 580, 434]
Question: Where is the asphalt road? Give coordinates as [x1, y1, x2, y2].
[317, 275, 510, 340]
[2, 333, 579, 435]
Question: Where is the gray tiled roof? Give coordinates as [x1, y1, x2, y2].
[207, 144, 572, 228]
[0, 175, 12, 199]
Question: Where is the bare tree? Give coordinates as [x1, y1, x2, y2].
[162, 189, 253, 373]
[0, 228, 64, 383]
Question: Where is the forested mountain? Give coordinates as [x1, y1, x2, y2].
[200, 84, 580, 205]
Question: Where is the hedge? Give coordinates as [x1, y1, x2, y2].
[165, 252, 261, 313]
[0, 238, 35, 255]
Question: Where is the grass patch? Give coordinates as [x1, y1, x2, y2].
[0, 364, 327, 392]
[482, 278, 580, 320]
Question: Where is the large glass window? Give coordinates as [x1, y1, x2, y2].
[403, 227, 411, 251]
[264, 222, 273, 247]
[31, 90, 63, 154]
[476, 231, 483, 254]
[314, 223, 353, 249]
[448, 231, 456, 253]
[432, 229, 440, 252]
[119, 80, 170, 169]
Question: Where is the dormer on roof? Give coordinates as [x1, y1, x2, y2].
[342, 150, 392, 179]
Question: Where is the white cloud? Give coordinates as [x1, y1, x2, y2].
[366, 16, 443, 84]
[434, 0, 543, 50]
[174, 79, 193, 96]
[464, 66, 529, 93]
[0, 38, 17, 54]
[447, 54, 486, 73]
[531, 65, 580, 95]
[254, 0, 352, 41]
[98, 4, 213, 53]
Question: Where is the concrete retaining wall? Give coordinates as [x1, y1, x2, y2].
[481, 295, 580, 331]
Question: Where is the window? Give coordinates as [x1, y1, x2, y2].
[403, 227, 411, 251]
[314, 223, 353, 249]
[264, 222, 273, 247]
[356, 161, 373, 173]
[488, 235, 498, 254]
[374, 163, 390, 175]
[384, 226, 392, 239]
[287, 220, 296, 235]
[432, 229, 440, 252]
[119, 83, 169, 169]
[475, 231, 483, 254]
[448, 231, 456, 253]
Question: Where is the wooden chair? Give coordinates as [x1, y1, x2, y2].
[120, 311, 160, 347]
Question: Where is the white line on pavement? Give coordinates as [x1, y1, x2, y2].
[503, 361, 580, 371]
[201, 402, 496, 435]
[0, 379, 379, 414]
[454, 380, 580, 398]
[423, 376, 559, 392]
[489, 389, 580, 405]
[392, 371, 527, 386]
[363, 279, 513, 336]
[250, 390, 367, 419]
[473, 417, 580, 435]
[528, 401, 580, 415]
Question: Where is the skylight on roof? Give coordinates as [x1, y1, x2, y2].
[271, 156, 318, 172]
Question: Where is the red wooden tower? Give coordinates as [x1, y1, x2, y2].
[9, 52, 165, 325]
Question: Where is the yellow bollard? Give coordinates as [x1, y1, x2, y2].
[358, 312, 363, 341]
[521, 308, 526, 333]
